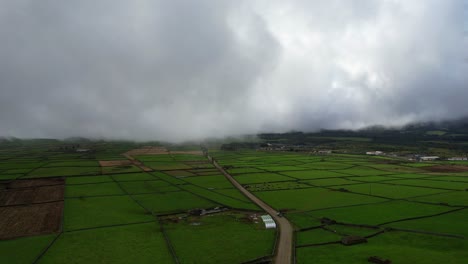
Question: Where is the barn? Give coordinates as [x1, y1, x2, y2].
[260, 215, 277, 229]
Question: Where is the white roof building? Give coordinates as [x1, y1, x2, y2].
[366, 151, 383, 155]
[448, 157, 468, 161]
[420, 156, 440, 161]
[260, 215, 276, 229]
[76, 148, 90, 152]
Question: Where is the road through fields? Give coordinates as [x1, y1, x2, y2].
[208, 155, 293, 264]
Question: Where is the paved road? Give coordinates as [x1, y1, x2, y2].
[208, 155, 294, 264]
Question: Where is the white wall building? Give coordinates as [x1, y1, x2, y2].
[420, 156, 440, 161]
[366, 151, 383, 155]
[260, 215, 276, 229]
[448, 157, 468, 161]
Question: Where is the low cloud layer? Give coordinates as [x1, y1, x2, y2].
[0, 0, 467, 141]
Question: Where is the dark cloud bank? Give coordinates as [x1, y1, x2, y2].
[0, 0, 467, 141]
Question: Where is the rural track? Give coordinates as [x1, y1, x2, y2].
[123, 153, 154, 172]
[207, 155, 294, 264]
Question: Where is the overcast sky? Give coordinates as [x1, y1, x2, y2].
[0, 0, 467, 141]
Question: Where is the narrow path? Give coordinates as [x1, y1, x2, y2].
[123, 153, 153, 172]
[207, 155, 294, 264]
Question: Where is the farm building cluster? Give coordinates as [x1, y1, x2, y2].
[366, 151, 468, 162]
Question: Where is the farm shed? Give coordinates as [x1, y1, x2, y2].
[366, 151, 383, 155]
[448, 157, 468, 161]
[76, 148, 90, 152]
[341, 235, 367, 245]
[260, 215, 276, 229]
[419, 156, 440, 161]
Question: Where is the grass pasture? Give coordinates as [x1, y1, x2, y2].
[27, 167, 100, 177]
[245, 181, 311, 191]
[183, 175, 235, 189]
[280, 170, 349, 180]
[212, 150, 468, 264]
[119, 180, 179, 194]
[234, 173, 295, 184]
[64, 195, 153, 230]
[386, 208, 468, 237]
[0, 148, 276, 263]
[65, 182, 125, 197]
[66, 175, 113, 184]
[39, 222, 173, 264]
[296, 228, 341, 246]
[166, 213, 275, 263]
[179, 185, 258, 210]
[133, 191, 219, 214]
[305, 200, 452, 226]
[0, 235, 56, 264]
[255, 188, 386, 212]
[344, 183, 447, 199]
[296, 232, 468, 264]
[385, 178, 468, 190]
[409, 191, 468, 206]
[111, 172, 158, 182]
[2, 141, 468, 263]
[300, 178, 359, 187]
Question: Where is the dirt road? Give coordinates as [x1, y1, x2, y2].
[208, 155, 293, 264]
[123, 154, 154, 172]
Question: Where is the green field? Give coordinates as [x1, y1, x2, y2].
[255, 188, 386, 211]
[64, 195, 153, 230]
[166, 213, 275, 263]
[212, 150, 468, 263]
[296, 232, 467, 264]
[0, 235, 56, 264]
[39, 223, 173, 263]
[1, 140, 467, 263]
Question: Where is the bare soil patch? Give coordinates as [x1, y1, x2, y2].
[124, 147, 202, 156]
[8, 178, 64, 188]
[1, 178, 65, 206]
[423, 165, 468, 173]
[99, 160, 132, 167]
[0, 189, 35, 205]
[376, 160, 402, 165]
[0, 202, 63, 240]
[0, 178, 64, 240]
[125, 146, 168, 156]
[33, 185, 64, 203]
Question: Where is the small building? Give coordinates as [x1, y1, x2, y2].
[448, 157, 468, 161]
[419, 156, 440, 161]
[76, 148, 90, 152]
[260, 215, 276, 229]
[366, 151, 383, 155]
[188, 209, 204, 216]
[317, 150, 332, 155]
[188, 207, 226, 216]
[341, 235, 367, 245]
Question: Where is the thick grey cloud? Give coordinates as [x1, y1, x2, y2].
[0, 0, 467, 141]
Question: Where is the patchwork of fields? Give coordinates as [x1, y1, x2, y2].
[1, 141, 467, 263]
[0, 143, 273, 264]
[211, 151, 468, 263]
